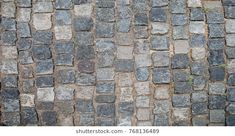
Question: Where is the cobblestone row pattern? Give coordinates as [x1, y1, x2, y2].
[0, 0, 235, 126]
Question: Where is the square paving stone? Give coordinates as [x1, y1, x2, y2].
[2, 75, 18, 88]
[172, 14, 187, 26]
[228, 74, 235, 86]
[97, 68, 114, 81]
[116, 33, 133, 45]
[192, 116, 209, 126]
[36, 76, 54, 87]
[226, 19, 235, 33]
[174, 82, 193, 94]
[41, 111, 57, 126]
[97, 104, 115, 117]
[33, 1, 53, 13]
[1, 18, 16, 30]
[32, 45, 52, 60]
[55, 86, 74, 101]
[114, 59, 134, 72]
[96, 82, 115, 94]
[17, 0, 31, 7]
[74, 4, 93, 17]
[135, 54, 152, 68]
[170, 0, 186, 13]
[3, 99, 20, 112]
[151, 22, 169, 34]
[172, 94, 190, 107]
[136, 96, 150, 108]
[1, 60, 18, 74]
[190, 8, 204, 21]
[55, 41, 73, 54]
[55, 54, 73, 66]
[209, 66, 225, 81]
[173, 26, 189, 40]
[36, 102, 54, 111]
[19, 51, 34, 65]
[153, 100, 171, 114]
[2, 31, 17, 45]
[96, 8, 115, 22]
[95, 95, 116, 103]
[57, 69, 75, 84]
[17, 8, 31, 22]
[134, 40, 150, 54]
[223, 0, 235, 6]
[18, 22, 31, 38]
[189, 21, 205, 34]
[1, 113, 20, 126]
[55, 10, 72, 25]
[96, 118, 115, 126]
[153, 68, 171, 84]
[174, 40, 190, 54]
[21, 107, 38, 125]
[22, 80, 34, 93]
[95, 22, 114, 38]
[207, 11, 224, 24]
[35, 59, 53, 75]
[208, 38, 225, 50]
[208, 50, 225, 66]
[152, 51, 170, 67]
[54, 26, 72, 40]
[173, 69, 190, 82]
[76, 46, 95, 60]
[192, 103, 208, 115]
[78, 60, 95, 73]
[151, 36, 169, 50]
[55, 0, 73, 9]
[117, 19, 131, 33]
[172, 108, 190, 126]
[97, 51, 114, 68]
[226, 34, 235, 47]
[33, 30, 52, 45]
[2, 2, 16, 18]
[74, 17, 93, 31]
[135, 13, 148, 26]
[150, 8, 167, 22]
[77, 114, 95, 126]
[192, 92, 208, 103]
[208, 24, 225, 38]
[209, 83, 226, 95]
[226, 115, 235, 126]
[227, 87, 235, 102]
[172, 54, 190, 69]
[55, 101, 74, 115]
[224, 6, 235, 19]
[134, 26, 148, 39]
[154, 114, 169, 126]
[226, 47, 235, 59]
[18, 38, 32, 51]
[210, 110, 225, 123]
[2, 88, 19, 100]
[37, 88, 54, 102]
[209, 95, 226, 109]
[33, 14, 52, 30]
[135, 67, 149, 81]
[151, 0, 168, 7]
[96, 0, 115, 8]
[190, 34, 206, 47]
[76, 73, 96, 85]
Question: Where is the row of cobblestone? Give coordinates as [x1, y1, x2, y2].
[1, 0, 235, 126]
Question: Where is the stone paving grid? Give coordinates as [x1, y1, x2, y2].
[0, 0, 235, 126]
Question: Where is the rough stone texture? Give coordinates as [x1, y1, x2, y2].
[1, 0, 234, 126]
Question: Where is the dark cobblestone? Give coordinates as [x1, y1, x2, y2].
[190, 8, 204, 21]
[209, 95, 226, 109]
[36, 76, 54, 87]
[74, 17, 93, 31]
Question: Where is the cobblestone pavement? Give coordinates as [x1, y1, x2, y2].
[0, 0, 235, 126]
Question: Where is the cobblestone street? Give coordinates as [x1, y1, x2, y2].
[0, 0, 235, 126]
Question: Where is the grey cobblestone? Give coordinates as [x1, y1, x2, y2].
[1, 0, 234, 126]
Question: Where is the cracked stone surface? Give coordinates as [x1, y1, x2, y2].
[0, 0, 235, 126]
